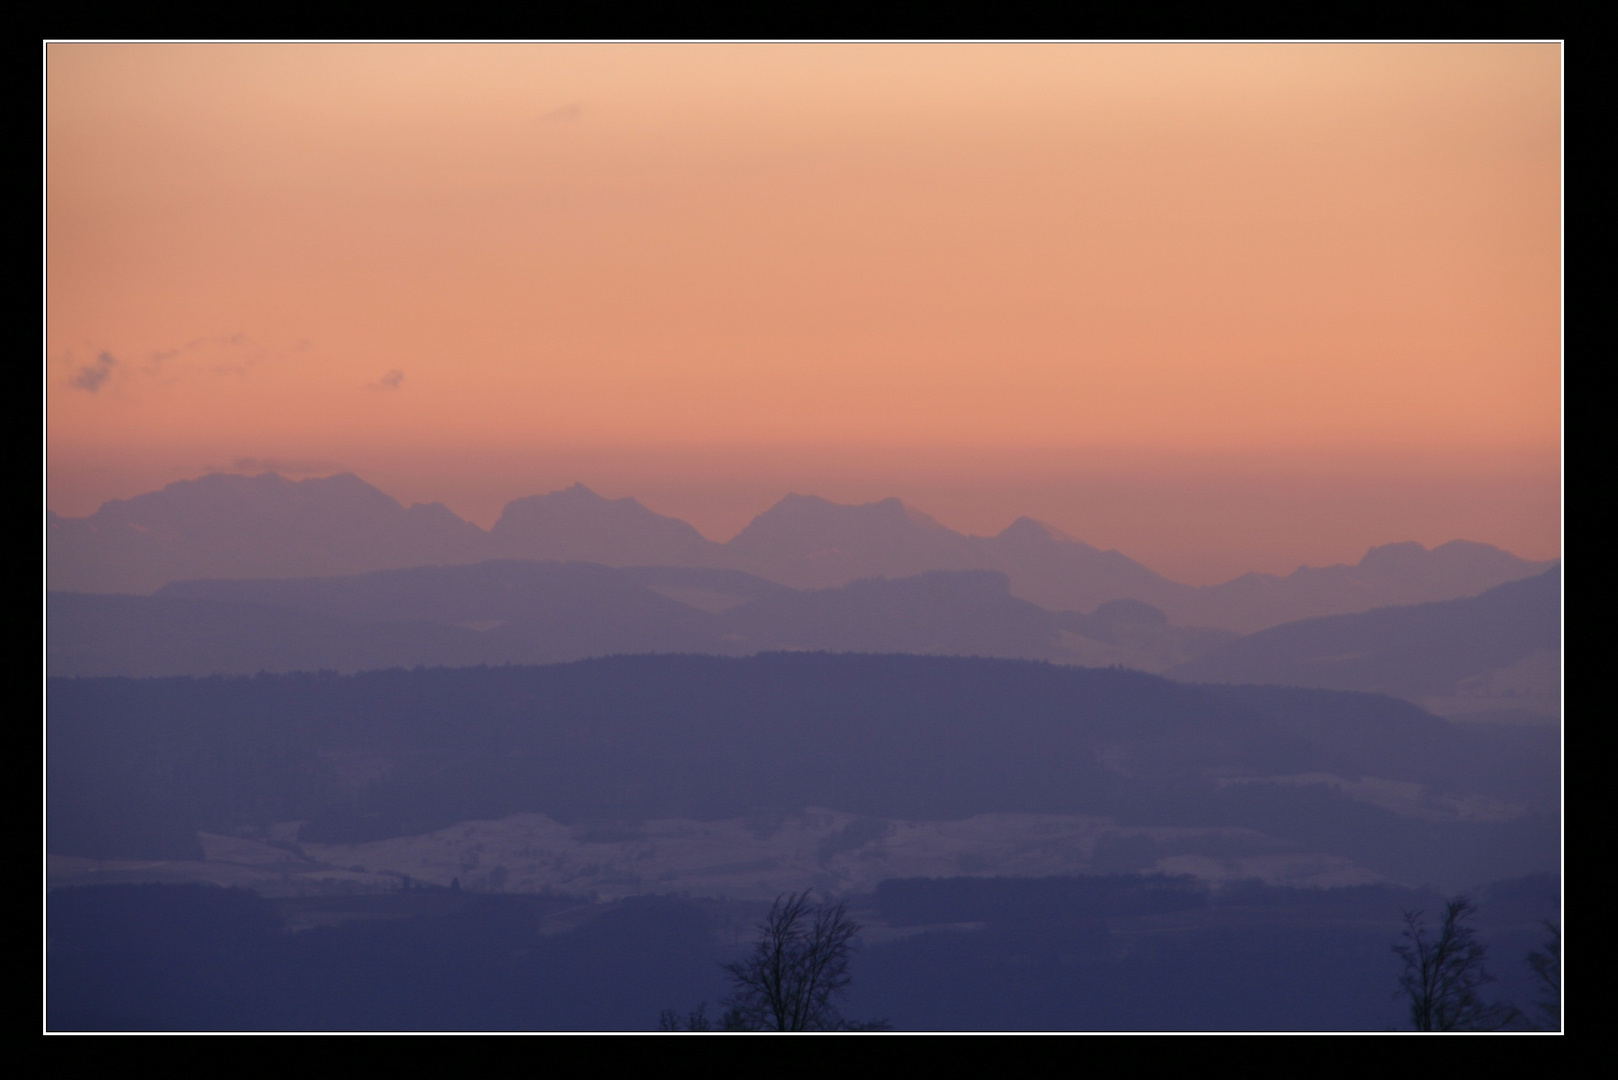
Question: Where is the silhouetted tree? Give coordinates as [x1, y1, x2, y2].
[1394, 895, 1519, 1031]
[722, 891, 859, 1031]
[659, 891, 890, 1031]
[1526, 919, 1560, 1030]
[658, 1002, 714, 1031]
[658, 1001, 753, 1032]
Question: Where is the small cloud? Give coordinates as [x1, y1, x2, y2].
[539, 102, 584, 124]
[70, 351, 116, 392]
[370, 369, 404, 391]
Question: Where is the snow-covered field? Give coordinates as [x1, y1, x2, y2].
[49, 807, 1382, 900]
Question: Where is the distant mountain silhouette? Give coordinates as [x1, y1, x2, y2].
[721, 498, 1194, 614]
[1171, 540, 1554, 633]
[47, 472, 485, 593]
[975, 516, 1192, 613]
[723, 494, 983, 587]
[491, 483, 722, 567]
[1171, 565, 1561, 719]
[47, 471, 1554, 631]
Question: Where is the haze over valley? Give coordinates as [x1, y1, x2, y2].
[46, 469, 1562, 1031]
[46, 43, 1560, 1031]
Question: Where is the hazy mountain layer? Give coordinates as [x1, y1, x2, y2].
[48, 563, 1231, 678]
[1171, 566, 1561, 720]
[47, 472, 487, 594]
[491, 482, 723, 567]
[52, 556, 1555, 699]
[47, 471, 1554, 630]
[1172, 540, 1558, 633]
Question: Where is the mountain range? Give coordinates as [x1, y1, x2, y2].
[47, 557, 1560, 725]
[1171, 565, 1561, 722]
[47, 471, 1554, 633]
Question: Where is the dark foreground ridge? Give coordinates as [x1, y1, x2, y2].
[47, 872, 1558, 1031]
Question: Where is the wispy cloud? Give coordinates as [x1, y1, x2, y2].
[60, 334, 301, 396]
[144, 332, 295, 381]
[70, 351, 116, 392]
[539, 101, 584, 124]
[148, 332, 240, 365]
[370, 369, 405, 391]
[145, 333, 256, 375]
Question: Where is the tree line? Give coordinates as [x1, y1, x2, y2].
[663, 887, 1561, 1032]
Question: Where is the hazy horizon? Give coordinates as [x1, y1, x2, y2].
[45, 44, 1562, 1032]
[48, 442, 1557, 585]
[47, 44, 1560, 586]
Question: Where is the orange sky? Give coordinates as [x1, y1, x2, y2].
[46, 44, 1561, 583]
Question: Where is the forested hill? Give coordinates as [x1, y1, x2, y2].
[49, 654, 1558, 889]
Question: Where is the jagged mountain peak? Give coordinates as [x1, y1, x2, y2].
[741, 492, 955, 533]
[722, 493, 979, 588]
[1351, 540, 1433, 573]
[489, 482, 716, 566]
[48, 470, 1554, 631]
[552, 481, 610, 502]
[85, 471, 406, 525]
[993, 516, 1085, 545]
[48, 470, 486, 593]
[1350, 539, 1543, 575]
[493, 483, 696, 530]
[761, 492, 903, 516]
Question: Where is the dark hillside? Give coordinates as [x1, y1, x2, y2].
[48, 654, 1557, 886]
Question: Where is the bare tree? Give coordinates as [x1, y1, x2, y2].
[1526, 919, 1560, 1030]
[722, 890, 860, 1031]
[658, 1002, 714, 1031]
[1394, 895, 1520, 1031]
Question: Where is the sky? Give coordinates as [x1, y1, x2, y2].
[46, 43, 1560, 584]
